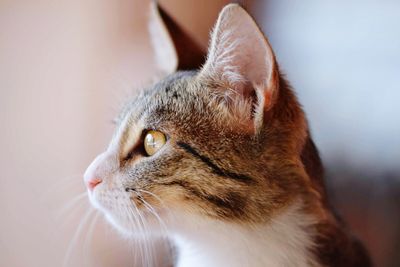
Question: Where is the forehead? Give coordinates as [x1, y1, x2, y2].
[117, 70, 205, 127]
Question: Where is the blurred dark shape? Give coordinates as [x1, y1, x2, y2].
[157, 4, 206, 70]
[326, 166, 400, 267]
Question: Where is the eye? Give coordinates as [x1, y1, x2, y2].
[144, 130, 167, 156]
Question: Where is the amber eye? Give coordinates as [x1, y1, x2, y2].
[144, 130, 167, 156]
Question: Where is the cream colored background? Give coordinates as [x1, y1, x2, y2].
[1, 1, 151, 266]
[0, 0, 227, 266]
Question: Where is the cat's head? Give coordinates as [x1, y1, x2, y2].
[84, 4, 313, 235]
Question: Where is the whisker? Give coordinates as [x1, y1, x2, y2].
[119, 179, 148, 266]
[137, 189, 166, 208]
[130, 193, 156, 267]
[63, 208, 95, 267]
[120, 179, 163, 267]
[138, 189, 172, 228]
[56, 192, 88, 221]
[83, 212, 100, 267]
[138, 192, 168, 234]
[126, 203, 147, 266]
[40, 174, 85, 203]
[127, 206, 145, 266]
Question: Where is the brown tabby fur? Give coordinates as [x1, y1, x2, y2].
[98, 4, 371, 266]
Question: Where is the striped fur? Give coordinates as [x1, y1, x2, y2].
[85, 4, 370, 267]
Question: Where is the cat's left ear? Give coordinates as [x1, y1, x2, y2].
[148, 2, 206, 76]
[199, 4, 279, 132]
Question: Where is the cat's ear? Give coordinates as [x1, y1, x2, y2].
[199, 4, 279, 132]
[148, 2, 206, 76]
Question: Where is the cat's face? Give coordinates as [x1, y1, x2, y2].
[84, 4, 309, 235]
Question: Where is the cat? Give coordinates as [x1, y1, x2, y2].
[84, 3, 371, 267]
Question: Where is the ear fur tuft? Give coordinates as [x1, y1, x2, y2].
[199, 4, 279, 132]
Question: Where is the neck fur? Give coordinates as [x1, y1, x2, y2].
[170, 203, 319, 267]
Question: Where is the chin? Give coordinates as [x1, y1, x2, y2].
[90, 191, 169, 237]
[108, 213, 170, 238]
[103, 213, 137, 236]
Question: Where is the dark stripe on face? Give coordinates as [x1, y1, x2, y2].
[176, 141, 254, 184]
[159, 180, 245, 218]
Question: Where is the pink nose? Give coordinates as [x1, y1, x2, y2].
[86, 178, 102, 191]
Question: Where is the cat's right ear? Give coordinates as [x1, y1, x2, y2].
[148, 2, 206, 77]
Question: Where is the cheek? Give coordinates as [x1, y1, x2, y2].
[145, 183, 206, 218]
[147, 177, 255, 222]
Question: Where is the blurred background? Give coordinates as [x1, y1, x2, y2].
[0, 0, 399, 266]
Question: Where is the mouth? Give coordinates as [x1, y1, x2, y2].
[87, 187, 169, 234]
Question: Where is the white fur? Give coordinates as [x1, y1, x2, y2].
[171, 202, 319, 267]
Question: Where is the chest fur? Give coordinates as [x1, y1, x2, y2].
[172, 203, 319, 267]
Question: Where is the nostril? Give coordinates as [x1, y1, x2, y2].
[87, 178, 102, 191]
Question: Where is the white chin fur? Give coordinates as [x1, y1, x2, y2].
[89, 190, 169, 237]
